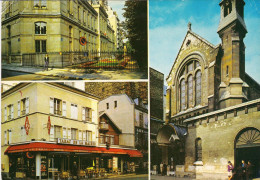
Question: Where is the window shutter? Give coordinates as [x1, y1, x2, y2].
[82, 107, 85, 121]
[91, 109, 94, 122]
[63, 127, 67, 138]
[4, 131, 7, 144]
[18, 101, 20, 117]
[75, 105, 78, 119]
[4, 105, 7, 121]
[68, 128, 71, 139]
[83, 131, 86, 141]
[25, 97, 29, 114]
[9, 130, 12, 144]
[62, 101, 66, 117]
[50, 98, 54, 114]
[79, 130, 82, 140]
[50, 125, 54, 141]
[11, 105, 14, 119]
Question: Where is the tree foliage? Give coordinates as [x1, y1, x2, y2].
[123, 0, 147, 70]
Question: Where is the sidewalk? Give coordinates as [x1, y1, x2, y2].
[2, 64, 148, 80]
[151, 175, 194, 180]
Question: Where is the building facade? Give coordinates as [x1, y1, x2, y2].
[156, 0, 260, 179]
[99, 94, 148, 172]
[1, 83, 142, 179]
[1, 0, 118, 64]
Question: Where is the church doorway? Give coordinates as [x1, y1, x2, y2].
[235, 128, 260, 178]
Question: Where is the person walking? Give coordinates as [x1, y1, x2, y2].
[44, 54, 49, 71]
[160, 162, 163, 175]
[241, 160, 247, 180]
[72, 161, 78, 180]
[228, 161, 234, 180]
[9, 162, 15, 180]
[163, 162, 167, 176]
[246, 160, 255, 180]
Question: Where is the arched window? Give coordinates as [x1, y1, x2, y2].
[195, 138, 202, 161]
[188, 75, 193, 108]
[180, 79, 186, 111]
[195, 71, 201, 105]
[35, 22, 46, 34]
[178, 60, 202, 111]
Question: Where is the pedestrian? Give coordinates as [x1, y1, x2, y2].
[246, 160, 255, 180]
[72, 161, 78, 180]
[163, 162, 167, 176]
[9, 162, 15, 180]
[228, 161, 234, 179]
[160, 162, 163, 175]
[44, 54, 49, 71]
[241, 160, 247, 180]
[123, 162, 128, 173]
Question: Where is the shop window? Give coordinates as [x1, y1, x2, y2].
[35, 22, 46, 34]
[82, 107, 92, 122]
[195, 138, 202, 161]
[54, 126, 62, 139]
[71, 104, 78, 119]
[34, 0, 47, 8]
[35, 40, 46, 53]
[71, 128, 77, 140]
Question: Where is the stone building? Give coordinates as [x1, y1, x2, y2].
[1, 0, 118, 64]
[156, 0, 260, 179]
[84, 82, 148, 103]
[149, 68, 164, 170]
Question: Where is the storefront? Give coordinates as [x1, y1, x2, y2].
[5, 142, 143, 179]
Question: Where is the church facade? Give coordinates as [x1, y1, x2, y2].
[157, 0, 260, 179]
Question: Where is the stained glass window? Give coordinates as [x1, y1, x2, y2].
[188, 75, 193, 108]
[195, 71, 201, 105]
[188, 62, 193, 72]
[180, 79, 186, 111]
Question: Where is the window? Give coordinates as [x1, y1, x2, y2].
[18, 97, 29, 116]
[54, 98, 62, 115]
[100, 134, 104, 144]
[86, 131, 92, 142]
[188, 75, 193, 108]
[180, 79, 186, 111]
[224, 0, 232, 17]
[35, 40, 46, 52]
[139, 112, 144, 127]
[4, 131, 7, 145]
[114, 101, 117, 108]
[35, 22, 46, 34]
[195, 138, 202, 161]
[179, 61, 201, 111]
[7, 104, 14, 120]
[110, 135, 114, 145]
[71, 128, 77, 140]
[71, 104, 78, 119]
[54, 126, 62, 139]
[34, 0, 47, 8]
[82, 107, 92, 122]
[7, 25, 11, 38]
[195, 71, 201, 105]
[226, 66, 229, 77]
[106, 103, 109, 109]
[63, 127, 67, 138]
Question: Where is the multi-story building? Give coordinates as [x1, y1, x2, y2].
[1, 83, 142, 179]
[156, 0, 260, 179]
[1, 0, 117, 64]
[99, 94, 148, 172]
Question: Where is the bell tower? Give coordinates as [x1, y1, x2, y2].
[217, 0, 248, 108]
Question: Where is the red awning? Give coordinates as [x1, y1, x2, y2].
[4, 142, 143, 157]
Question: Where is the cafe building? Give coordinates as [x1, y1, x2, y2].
[1, 83, 142, 179]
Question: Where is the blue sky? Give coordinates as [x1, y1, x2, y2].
[108, 0, 126, 22]
[149, 0, 260, 84]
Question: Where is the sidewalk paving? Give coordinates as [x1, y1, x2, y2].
[151, 175, 194, 180]
[2, 64, 148, 80]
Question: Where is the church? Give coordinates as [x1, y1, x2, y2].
[156, 0, 260, 179]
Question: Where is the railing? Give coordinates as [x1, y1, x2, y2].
[21, 50, 140, 70]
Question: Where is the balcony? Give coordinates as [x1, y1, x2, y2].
[99, 122, 109, 133]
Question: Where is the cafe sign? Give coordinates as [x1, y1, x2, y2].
[57, 138, 95, 146]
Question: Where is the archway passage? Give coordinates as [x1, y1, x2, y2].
[235, 128, 260, 178]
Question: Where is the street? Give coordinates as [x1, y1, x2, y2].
[106, 174, 148, 179]
[150, 175, 194, 180]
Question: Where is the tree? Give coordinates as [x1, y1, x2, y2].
[123, 0, 147, 70]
